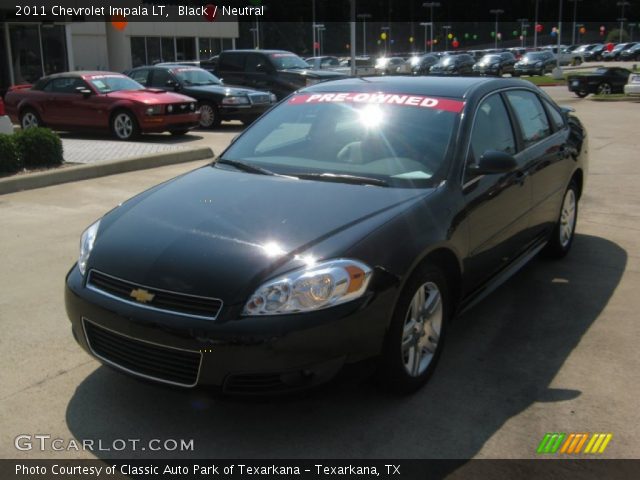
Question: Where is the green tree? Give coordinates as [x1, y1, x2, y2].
[606, 29, 629, 43]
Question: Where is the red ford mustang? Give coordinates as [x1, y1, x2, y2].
[4, 71, 200, 140]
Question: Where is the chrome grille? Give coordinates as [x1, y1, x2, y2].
[87, 270, 223, 320]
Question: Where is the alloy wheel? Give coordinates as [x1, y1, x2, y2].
[401, 282, 443, 377]
[559, 188, 577, 248]
[21, 112, 39, 129]
[597, 83, 612, 95]
[199, 104, 216, 128]
[113, 113, 134, 139]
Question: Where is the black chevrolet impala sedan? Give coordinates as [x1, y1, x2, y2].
[65, 76, 588, 394]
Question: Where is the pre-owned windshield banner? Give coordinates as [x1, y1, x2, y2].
[288, 93, 465, 113]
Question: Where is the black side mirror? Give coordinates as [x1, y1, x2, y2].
[166, 79, 180, 91]
[469, 150, 518, 175]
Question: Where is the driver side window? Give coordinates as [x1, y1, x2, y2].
[468, 94, 516, 175]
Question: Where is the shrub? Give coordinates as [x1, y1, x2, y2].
[15, 128, 63, 168]
[0, 134, 22, 174]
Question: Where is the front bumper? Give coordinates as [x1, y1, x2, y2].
[514, 65, 543, 75]
[139, 112, 200, 133]
[65, 266, 393, 394]
[219, 104, 272, 121]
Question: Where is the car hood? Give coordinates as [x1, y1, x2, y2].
[105, 89, 194, 104]
[182, 84, 261, 96]
[89, 166, 431, 304]
[280, 68, 347, 79]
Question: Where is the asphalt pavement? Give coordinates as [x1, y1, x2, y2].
[0, 87, 639, 461]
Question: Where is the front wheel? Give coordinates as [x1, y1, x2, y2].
[377, 264, 449, 394]
[170, 129, 189, 136]
[597, 82, 612, 95]
[544, 181, 579, 258]
[110, 110, 139, 140]
[575, 90, 589, 98]
[198, 102, 221, 129]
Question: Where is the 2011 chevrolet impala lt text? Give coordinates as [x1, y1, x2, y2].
[65, 77, 588, 395]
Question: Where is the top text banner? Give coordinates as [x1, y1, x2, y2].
[0, 0, 636, 22]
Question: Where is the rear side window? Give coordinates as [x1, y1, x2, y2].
[130, 69, 150, 86]
[505, 90, 551, 148]
[469, 93, 516, 163]
[542, 99, 565, 131]
[47, 77, 87, 93]
[219, 53, 246, 72]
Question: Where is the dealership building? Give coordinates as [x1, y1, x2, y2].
[0, 19, 238, 94]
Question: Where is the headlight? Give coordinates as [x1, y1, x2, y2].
[222, 96, 250, 105]
[190, 103, 195, 111]
[78, 219, 100, 276]
[146, 105, 163, 115]
[270, 93, 278, 103]
[243, 259, 372, 316]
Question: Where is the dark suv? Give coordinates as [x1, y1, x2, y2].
[214, 50, 347, 100]
[429, 54, 475, 76]
[126, 65, 276, 128]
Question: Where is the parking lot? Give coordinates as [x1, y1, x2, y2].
[1, 87, 639, 461]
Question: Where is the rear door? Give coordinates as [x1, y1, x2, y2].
[462, 92, 533, 290]
[505, 90, 573, 239]
[217, 52, 249, 87]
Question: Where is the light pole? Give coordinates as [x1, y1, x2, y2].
[311, 0, 316, 56]
[315, 24, 326, 56]
[534, 0, 540, 48]
[630, 23, 637, 41]
[617, 1, 630, 43]
[357, 13, 371, 57]
[554, 0, 563, 76]
[569, 0, 582, 45]
[490, 9, 504, 50]
[420, 22, 432, 53]
[423, 2, 441, 53]
[442, 25, 451, 51]
[576, 23, 584, 43]
[517, 18, 529, 47]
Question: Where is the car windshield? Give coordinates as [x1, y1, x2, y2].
[219, 92, 462, 188]
[269, 53, 310, 70]
[88, 75, 143, 93]
[172, 67, 221, 86]
[481, 55, 501, 62]
[524, 52, 545, 60]
[438, 56, 458, 65]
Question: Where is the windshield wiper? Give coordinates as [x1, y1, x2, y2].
[292, 173, 389, 187]
[216, 158, 276, 176]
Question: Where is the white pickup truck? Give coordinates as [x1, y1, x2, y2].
[542, 46, 585, 66]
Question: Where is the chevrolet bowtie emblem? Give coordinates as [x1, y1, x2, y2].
[130, 288, 155, 304]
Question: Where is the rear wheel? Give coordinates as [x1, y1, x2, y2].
[110, 110, 139, 140]
[20, 109, 42, 130]
[497, 68, 503, 77]
[597, 82, 612, 95]
[377, 264, 450, 394]
[544, 181, 579, 258]
[575, 90, 589, 98]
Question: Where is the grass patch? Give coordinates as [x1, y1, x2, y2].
[591, 94, 639, 102]
[521, 76, 567, 86]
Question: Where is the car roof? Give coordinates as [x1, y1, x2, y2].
[43, 71, 123, 80]
[300, 76, 534, 100]
[222, 49, 294, 55]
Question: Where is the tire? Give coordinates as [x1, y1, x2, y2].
[170, 129, 189, 136]
[377, 264, 450, 394]
[573, 57, 582, 66]
[110, 110, 139, 140]
[198, 102, 221, 129]
[497, 68, 503, 77]
[20, 108, 42, 130]
[575, 90, 589, 98]
[597, 82, 612, 95]
[544, 181, 579, 259]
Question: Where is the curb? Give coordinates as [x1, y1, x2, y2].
[0, 146, 214, 195]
